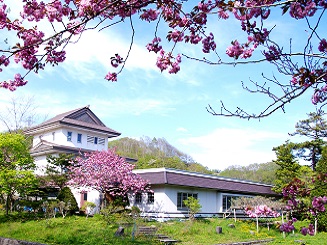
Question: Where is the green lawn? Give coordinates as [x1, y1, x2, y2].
[0, 214, 326, 245]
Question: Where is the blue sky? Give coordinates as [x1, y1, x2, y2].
[0, 2, 323, 170]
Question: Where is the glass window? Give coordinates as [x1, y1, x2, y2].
[67, 131, 72, 141]
[94, 137, 98, 144]
[77, 133, 82, 143]
[147, 192, 154, 204]
[177, 192, 198, 209]
[135, 193, 142, 204]
[52, 132, 55, 141]
[83, 192, 87, 201]
[222, 195, 239, 212]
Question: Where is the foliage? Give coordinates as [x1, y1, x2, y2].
[68, 149, 150, 200]
[1, 215, 325, 245]
[219, 162, 279, 184]
[56, 186, 78, 214]
[0, 132, 37, 215]
[183, 196, 202, 221]
[81, 201, 96, 218]
[45, 153, 75, 189]
[109, 136, 213, 174]
[311, 146, 327, 231]
[289, 111, 327, 171]
[272, 141, 303, 193]
[100, 206, 133, 226]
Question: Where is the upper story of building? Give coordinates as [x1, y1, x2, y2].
[24, 105, 121, 155]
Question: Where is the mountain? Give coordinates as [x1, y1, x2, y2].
[108, 136, 213, 174]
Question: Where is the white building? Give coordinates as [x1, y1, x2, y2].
[129, 168, 279, 219]
[25, 106, 278, 217]
[24, 105, 121, 211]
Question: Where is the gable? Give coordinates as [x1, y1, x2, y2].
[24, 106, 121, 137]
[66, 106, 106, 127]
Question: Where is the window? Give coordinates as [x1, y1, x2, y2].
[135, 193, 142, 204]
[147, 192, 154, 204]
[83, 192, 88, 201]
[67, 131, 72, 141]
[98, 137, 105, 145]
[177, 192, 198, 209]
[94, 137, 98, 144]
[77, 133, 82, 143]
[52, 132, 55, 141]
[87, 135, 93, 143]
[222, 195, 239, 212]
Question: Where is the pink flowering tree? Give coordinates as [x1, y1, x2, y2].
[68, 149, 150, 208]
[232, 196, 282, 232]
[282, 178, 327, 235]
[0, 0, 326, 118]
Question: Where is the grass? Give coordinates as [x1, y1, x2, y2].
[0, 213, 327, 245]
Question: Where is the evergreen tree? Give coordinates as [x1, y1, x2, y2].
[45, 153, 75, 189]
[311, 147, 327, 231]
[290, 110, 327, 170]
[272, 141, 302, 193]
[57, 187, 79, 213]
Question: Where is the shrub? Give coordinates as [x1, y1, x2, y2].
[183, 196, 201, 221]
[81, 201, 96, 218]
[57, 187, 78, 214]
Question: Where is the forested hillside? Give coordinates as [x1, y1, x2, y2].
[109, 136, 279, 183]
[108, 136, 214, 174]
[218, 162, 279, 184]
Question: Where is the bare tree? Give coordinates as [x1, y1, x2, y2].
[0, 96, 46, 132]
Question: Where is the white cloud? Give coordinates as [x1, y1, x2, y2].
[88, 97, 176, 118]
[178, 128, 287, 170]
[63, 29, 158, 79]
[176, 127, 188, 132]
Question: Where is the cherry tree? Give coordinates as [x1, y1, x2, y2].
[0, 0, 326, 118]
[68, 149, 150, 204]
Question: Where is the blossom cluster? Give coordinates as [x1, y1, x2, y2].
[301, 224, 315, 236]
[244, 204, 280, 218]
[0, 0, 326, 94]
[279, 218, 296, 233]
[68, 149, 150, 197]
[310, 196, 327, 215]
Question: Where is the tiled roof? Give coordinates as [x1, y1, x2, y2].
[24, 105, 121, 136]
[134, 168, 278, 196]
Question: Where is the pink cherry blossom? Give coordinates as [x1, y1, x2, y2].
[68, 149, 150, 197]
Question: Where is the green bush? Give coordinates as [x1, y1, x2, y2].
[56, 187, 79, 213]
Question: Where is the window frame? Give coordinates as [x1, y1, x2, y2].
[147, 192, 154, 204]
[222, 195, 240, 212]
[135, 193, 142, 204]
[67, 131, 72, 142]
[177, 192, 198, 209]
[77, 133, 82, 143]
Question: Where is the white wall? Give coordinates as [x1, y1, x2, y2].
[129, 185, 218, 218]
[71, 187, 102, 214]
[33, 127, 109, 151]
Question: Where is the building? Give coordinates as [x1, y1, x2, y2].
[24, 105, 121, 210]
[25, 106, 278, 217]
[129, 168, 279, 219]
